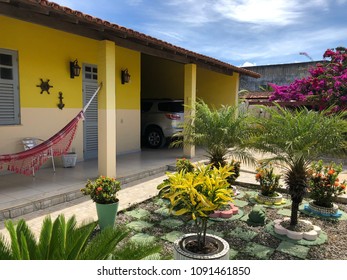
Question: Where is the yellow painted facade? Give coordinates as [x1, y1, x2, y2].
[0, 13, 241, 174]
[0, 16, 142, 161]
[197, 67, 239, 107]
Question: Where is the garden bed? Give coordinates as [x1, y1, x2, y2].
[116, 185, 347, 260]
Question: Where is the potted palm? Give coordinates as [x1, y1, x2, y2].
[157, 163, 233, 260]
[81, 175, 121, 230]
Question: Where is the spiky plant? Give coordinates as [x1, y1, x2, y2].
[171, 99, 256, 167]
[0, 214, 162, 260]
[249, 104, 347, 225]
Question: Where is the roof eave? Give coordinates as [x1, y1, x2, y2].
[1, 0, 261, 78]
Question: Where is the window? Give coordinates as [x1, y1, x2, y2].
[0, 49, 19, 125]
[84, 65, 98, 81]
[158, 101, 184, 113]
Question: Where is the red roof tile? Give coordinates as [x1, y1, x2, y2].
[4, 0, 261, 78]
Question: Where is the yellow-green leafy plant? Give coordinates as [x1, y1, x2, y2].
[157, 163, 234, 251]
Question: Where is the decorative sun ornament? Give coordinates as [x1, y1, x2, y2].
[36, 78, 53, 94]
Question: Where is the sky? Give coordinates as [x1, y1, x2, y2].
[51, 0, 347, 67]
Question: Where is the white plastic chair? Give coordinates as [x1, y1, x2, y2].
[22, 137, 56, 176]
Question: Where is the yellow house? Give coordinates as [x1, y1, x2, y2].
[0, 0, 260, 178]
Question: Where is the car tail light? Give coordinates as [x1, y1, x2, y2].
[165, 113, 181, 120]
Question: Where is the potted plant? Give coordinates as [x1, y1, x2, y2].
[255, 161, 284, 205]
[307, 160, 346, 215]
[81, 175, 121, 230]
[175, 157, 195, 173]
[157, 163, 233, 260]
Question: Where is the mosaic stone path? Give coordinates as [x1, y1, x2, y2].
[115, 193, 335, 260]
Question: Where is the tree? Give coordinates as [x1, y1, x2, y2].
[0, 214, 162, 260]
[269, 46, 347, 111]
[172, 99, 256, 167]
[249, 104, 347, 226]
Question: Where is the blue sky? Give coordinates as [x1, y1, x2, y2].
[52, 0, 347, 67]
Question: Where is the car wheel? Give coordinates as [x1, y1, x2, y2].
[146, 127, 165, 148]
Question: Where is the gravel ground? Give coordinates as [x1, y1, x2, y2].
[116, 185, 347, 260]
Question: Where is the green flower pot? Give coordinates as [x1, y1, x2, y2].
[95, 201, 119, 230]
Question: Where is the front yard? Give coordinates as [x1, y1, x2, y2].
[116, 185, 347, 260]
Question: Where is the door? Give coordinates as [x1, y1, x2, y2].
[83, 64, 98, 160]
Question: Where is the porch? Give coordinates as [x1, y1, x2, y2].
[0, 146, 209, 221]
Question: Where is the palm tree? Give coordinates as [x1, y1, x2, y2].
[172, 99, 256, 168]
[0, 214, 162, 260]
[249, 104, 347, 226]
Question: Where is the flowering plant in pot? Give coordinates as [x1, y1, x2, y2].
[157, 163, 233, 259]
[255, 161, 284, 205]
[81, 175, 121, 204]
[255, 161, 282, 193]
[308, 160, 346, 209]
[81, 175, 121, 230]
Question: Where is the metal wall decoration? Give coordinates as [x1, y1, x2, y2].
[57, 92, 65, 110]
[37, 78, 53, 94]
[121, 68, 131, 84]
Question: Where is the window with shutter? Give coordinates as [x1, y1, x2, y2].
[0, 49, 19, 125]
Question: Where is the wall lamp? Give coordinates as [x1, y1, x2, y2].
[121, 68, 131, 84]
[70, 59, 81, 79]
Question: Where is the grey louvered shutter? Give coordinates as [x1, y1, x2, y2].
[83, 64, 98, 159]
[0, 50, 19, 125]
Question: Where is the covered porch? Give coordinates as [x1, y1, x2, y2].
[0, 146, 209, 221]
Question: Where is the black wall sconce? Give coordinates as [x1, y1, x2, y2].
[121, 68, 131, 84]
[70, 59, 81, 79]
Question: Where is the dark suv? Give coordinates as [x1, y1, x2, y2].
[141, 99, 184, 148]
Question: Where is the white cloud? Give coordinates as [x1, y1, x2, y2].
[212, 0, 302, 25]
[241, 62, 257, 67]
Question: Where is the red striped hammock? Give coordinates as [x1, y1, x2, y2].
[0, 111, 84, 176]
[0, 83, 102, 176]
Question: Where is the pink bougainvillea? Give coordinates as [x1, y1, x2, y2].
[269, 46, 347, 111]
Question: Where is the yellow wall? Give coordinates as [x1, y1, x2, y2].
[197, 67, 239, 107]
[0, 16, 142, 159]
[115, 47, 141, 109]
[141, 55, 238, 107]
[115, 46, 141, 153]
[0, 17, 100, 110]
[141, 54, 184, 99]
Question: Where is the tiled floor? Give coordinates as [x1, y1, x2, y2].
[0, 146, 216, 220]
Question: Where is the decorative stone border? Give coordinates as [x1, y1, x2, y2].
[173, 233, 230, 260]
[209, 202, 239, 219]
[274, 218, 321, 241]
[305, 202, 340, 217]
[256, 192, 285, 205]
